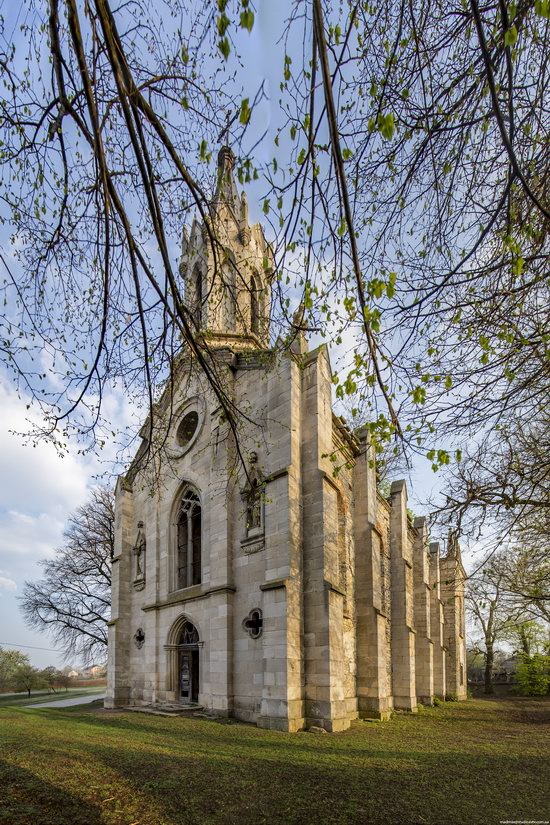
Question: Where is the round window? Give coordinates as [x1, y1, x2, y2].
[176, 410, 199, 447]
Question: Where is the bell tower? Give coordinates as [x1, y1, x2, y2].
[178, 146, 274, 349]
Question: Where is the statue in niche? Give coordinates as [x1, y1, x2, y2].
[133, 521, 146, 582]
[246, 478, 263, 533]
[243, 452, 264, 538]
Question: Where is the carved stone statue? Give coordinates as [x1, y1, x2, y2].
[133, 521, 146, 581]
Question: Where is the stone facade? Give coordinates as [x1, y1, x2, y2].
[105, 147, 467, 731]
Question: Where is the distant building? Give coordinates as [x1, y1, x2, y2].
[81, 664, 106, 679]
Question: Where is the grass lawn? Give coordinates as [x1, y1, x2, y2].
[0, 687, 105, 709]
[0, 695, 548, 825]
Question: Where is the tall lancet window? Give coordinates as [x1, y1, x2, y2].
[193, 266, 203, 329]
[223, 263, 236, 330]
[176, 486, 201, 589]
[250, 275, 259, 335]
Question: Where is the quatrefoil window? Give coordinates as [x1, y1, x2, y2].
[242, 608, 263, 639]
[134, 627, 145, 649]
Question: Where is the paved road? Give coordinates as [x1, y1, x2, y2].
[26, 693, 105, 709]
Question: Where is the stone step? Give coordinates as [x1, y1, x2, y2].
[125, 703, 204, 717]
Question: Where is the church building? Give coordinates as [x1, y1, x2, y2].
[105, 147, 467, 731]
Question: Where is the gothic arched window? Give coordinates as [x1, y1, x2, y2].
[250, 275, 259, 335]
[176, 486, 201, 589]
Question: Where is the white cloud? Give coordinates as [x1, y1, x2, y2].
[0, 383, 90, 515]
[0, 510, 65, 559]
[0, 571, 17, 591]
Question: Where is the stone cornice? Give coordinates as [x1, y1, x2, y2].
[260, 578, 287, 591]
[142, 583, 236, 612]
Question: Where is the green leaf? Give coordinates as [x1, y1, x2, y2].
[239, 97, 251, 125]
[386, 271, 396, 299]
[342, 147, 352, 160]
[444, 375, 452, 390]
[504, 24, 517, 47]
[217, 13, 230, 36]
[412, 386, 426, 404]
[218, 37, 230, 60]
[512, 256, 524, 276]
[284, 54, 292, 81]
[337, 217, 347, 237]
[263, 199, 270, 214]
[240, 9, 254, 32]
[378, 112, 395, 140]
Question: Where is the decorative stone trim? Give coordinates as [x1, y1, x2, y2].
[163, 642, 204, 650]
[260, 578, 287, 591]
[324, 579, 346, 597]
[166, 396, 205, 459]
[319, 469, 342, 494]
[263, 466, 289, 484]
[142, 584, 236, 612]
[240, 536, 265, 555]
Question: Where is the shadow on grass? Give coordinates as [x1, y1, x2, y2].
[0, 759, 103, 825]
[34, 707, 548, 825]
[5, 700, 550, 825]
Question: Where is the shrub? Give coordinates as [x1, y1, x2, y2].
[515, 654, 550, 696]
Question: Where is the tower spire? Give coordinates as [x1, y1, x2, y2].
[215, 144, 240, 214]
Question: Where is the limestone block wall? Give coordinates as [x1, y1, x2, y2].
[301, 347, 352, 731]
[105, 479, 134, 708]
[413, 518, 434, 705]
[255, 355, 304, 731]
[389, 481, 417, 712]
[353, 436, 391, 719]
[441, 550, 467, 700]
[376, 496, 393, 698]
[429, 542, 446, 698]
[335, 458, 357, 721]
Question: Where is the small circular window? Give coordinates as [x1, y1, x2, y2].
[176, 410, 199, 447]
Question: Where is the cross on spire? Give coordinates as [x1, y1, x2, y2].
[218, 109, 235, 145]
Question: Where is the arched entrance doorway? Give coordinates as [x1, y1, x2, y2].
[177, 620, 200, 704]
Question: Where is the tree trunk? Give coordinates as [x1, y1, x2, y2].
[27, 687, 31, 697]
[519, 626, 530, 657]
[484, 612, 495, 694]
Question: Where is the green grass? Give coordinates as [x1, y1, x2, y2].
[0, 687, 105, 708]
[0, 695, 548, 825]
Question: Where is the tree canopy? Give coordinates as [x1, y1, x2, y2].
[20, 486, 114, 662]
[1, 0, 548, 536]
